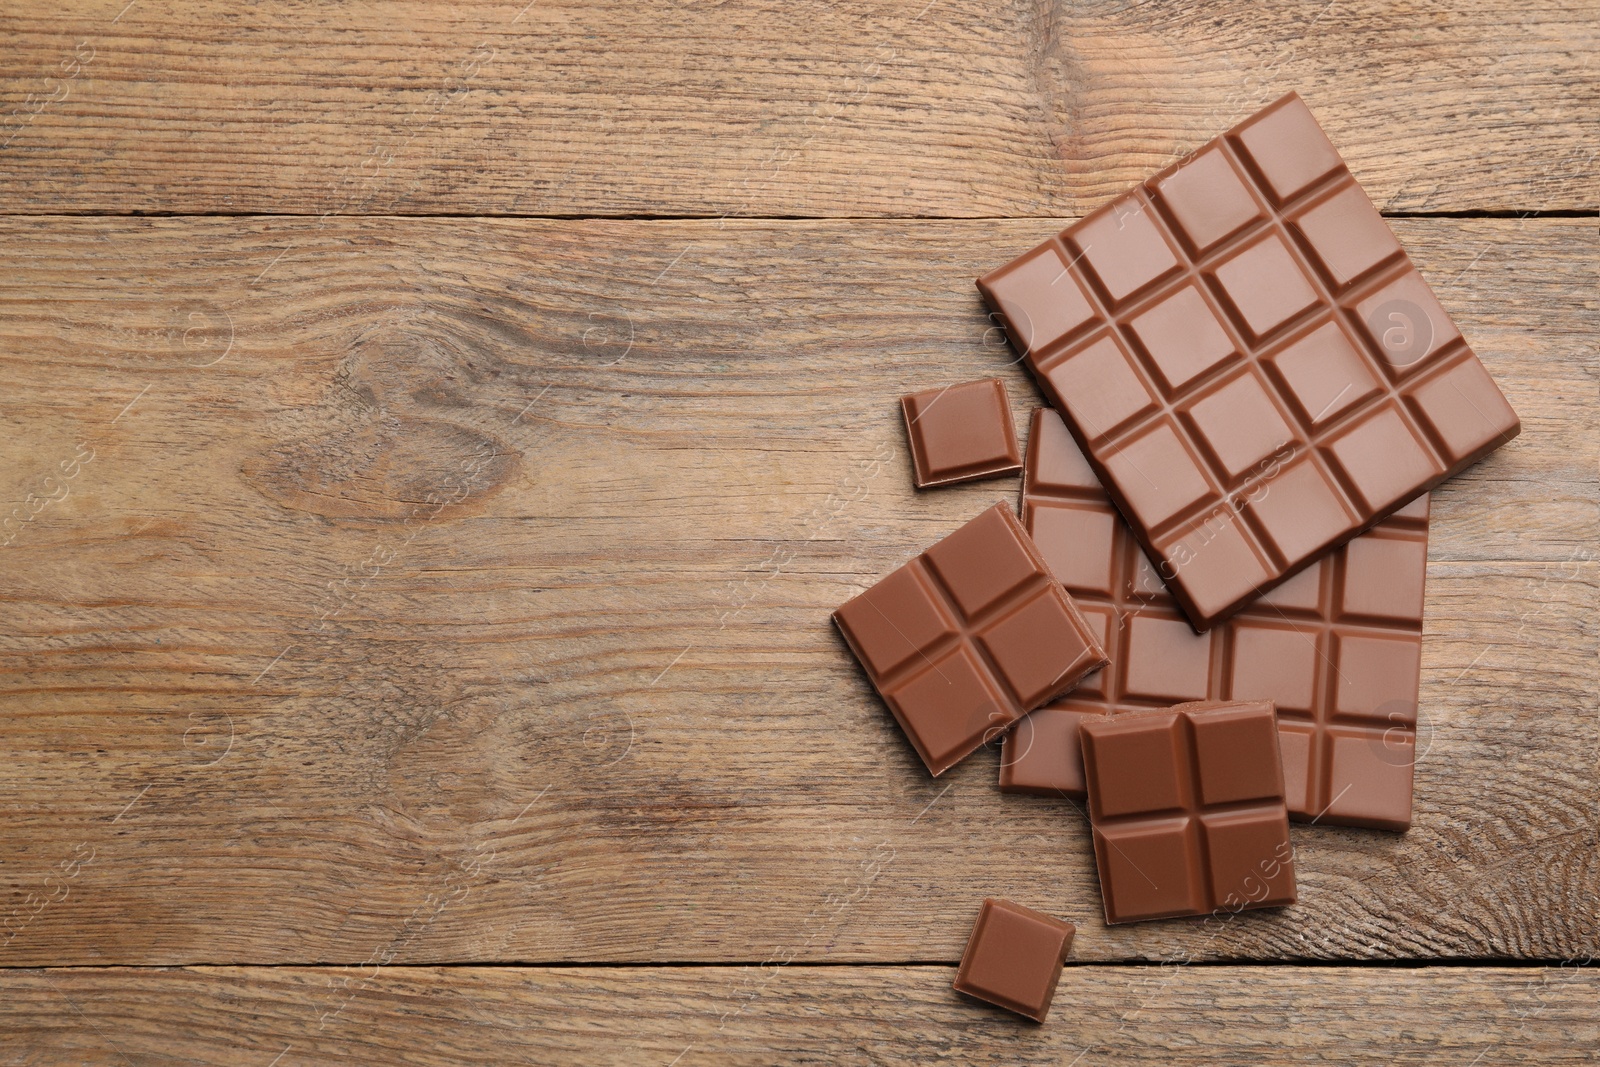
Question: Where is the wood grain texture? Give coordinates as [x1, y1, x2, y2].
[1, 964, 1597, 1065]
[0, 217, 1594, 968]
[0, 0, 1595, 217]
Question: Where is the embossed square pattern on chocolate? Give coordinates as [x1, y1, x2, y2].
[1081, 700, 1297, 924]
[833, 503, 1108, 776]
[1001, 408, 1424, 831]
[952, 897, 1075, 1022]
[977, 92, 1517, 631]
[901, 377, 1023, 488]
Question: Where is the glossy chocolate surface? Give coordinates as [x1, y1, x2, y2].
[834, 503, 1107, 776]
[977, 93, 1517, 631]
[1080, 700, 1297, 924]
[952, 897, 1075, 1022]
[1001, 408, 1424, 831]
[901, 378, 1023, 488]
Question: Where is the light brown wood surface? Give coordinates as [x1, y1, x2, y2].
[1, 965, 1597, 1065]
[0, 216, 1593, 970]
[1, 0, 1596, 1061]
[0, 1, 1595, 217]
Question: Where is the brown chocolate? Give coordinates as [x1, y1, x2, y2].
[952, 897, 1075, 1022]
[977, 92, 1517, 631]
[901, 378, 1023, 488]
[1000, 408, 1425, 831]
[1080, 700, 1297, 924]
[833, 503, 1107, 776]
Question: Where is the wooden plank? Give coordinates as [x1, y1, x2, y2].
[0, 1, 1594, 217]
[0, 217, 1594, 966]
[2, 964, 1597, 1064]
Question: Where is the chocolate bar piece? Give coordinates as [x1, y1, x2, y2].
[952, 897, 1075, 1022]
[977, 93, 1517, 631]
[1080, 700, 1297, 924]
[1001, 408, 1424, 831]
[901, 378, 1023, 488]
[834, 503, 1107, 776]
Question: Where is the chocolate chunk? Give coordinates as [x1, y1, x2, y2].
[834, 503, 1107, 776]
[977, 92, 1517, 631]
[1001, 408, 1424, 831]
[901, 378, 1023, 488]
[1080, 700, 1297, 924]
[952, 897, 1075, 1022]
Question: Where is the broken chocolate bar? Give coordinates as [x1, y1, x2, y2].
[833, 502, 1107, 776]
[1080, 700, 1297, 924]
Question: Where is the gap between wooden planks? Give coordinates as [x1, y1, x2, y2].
[0, 216, 1592, 969]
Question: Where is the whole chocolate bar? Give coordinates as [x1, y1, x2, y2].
[977, 92, 1517, 631]
[833, 503, 1107, 776]
[901, 378, 1023, 489]
[1001, 408, 1423, 831]
[952, 897, 1075, 1022]
[1080, 700, 1297, 924]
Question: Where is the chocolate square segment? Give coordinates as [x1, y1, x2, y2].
[1153, 146, 1265, 255]
[1070, 196, 1182, 306]
[953, 898, 1075, 1022]
[1002, 408, 1426, 831]
[977, 242, 1098, 358]
[835, 503, 1107, 776]
[977, 92, 1518, 631]
[901, 378, 1023, 489]
[1081, 700, 1296, 924]
[1038, 334, 1156, 444]
[1127, 284, 1239, 394]
[1230, 94, 1343, 205]
[1290, 184, 1403, 290]
[1208, 232, 1320, 342]
[999, 705, 1106, 797]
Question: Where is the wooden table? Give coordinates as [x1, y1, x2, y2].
[1, 1, 1595, 1062]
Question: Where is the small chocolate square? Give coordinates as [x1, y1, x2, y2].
[952, 898, 1075, 1022]
[901, 378, 1023, 489]
[1081, 700, 1297, 923]
[834, 503, 1107, 776]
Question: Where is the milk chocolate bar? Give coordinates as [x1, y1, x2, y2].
[1080, 700, 1297, 924]
[833, 503, 1107, 776]
[1000, 408, 1424, 831]
[977, 93, 1517, 631]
